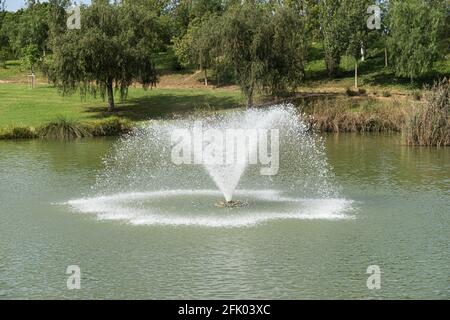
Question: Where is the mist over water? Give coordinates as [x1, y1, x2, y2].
[69, 105, 351, 227]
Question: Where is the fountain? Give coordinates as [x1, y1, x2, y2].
[67, 104, 353, 227]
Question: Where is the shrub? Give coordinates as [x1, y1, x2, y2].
[358, 88, 367, 95]
[404, 79, 449, 146]
[89, 118, 133, 136]
[38, 117, 92, 140]
[0, 127, 38, 139]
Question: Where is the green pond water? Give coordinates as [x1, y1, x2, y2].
[0, 134, 449, 299]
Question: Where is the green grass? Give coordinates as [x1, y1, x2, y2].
[303, 43, 450, 92]
[0, 83, 244, 128]
[0, 60, 46, 82]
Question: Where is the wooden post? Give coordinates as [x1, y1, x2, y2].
[28, 73, 36, 89]
[384, 47, 388, 67]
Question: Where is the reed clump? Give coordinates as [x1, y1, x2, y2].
[306, 98, 406, 133]
[404, 79, 449, 146]
[38, 117, 92, 139]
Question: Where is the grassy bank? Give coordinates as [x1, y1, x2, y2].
[0, 83, 244, 127]
[1, 55, 448, 143]
[0, 117, 134, 140]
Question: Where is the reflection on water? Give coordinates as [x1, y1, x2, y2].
[0, 134, 449, 299]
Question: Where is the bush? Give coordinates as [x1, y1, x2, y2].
[38, 117, 92, 140]
[382, 90, 391, 97]
[404, 79, 449, 146]
[358, 88, 367, 95]
[89, 118, 133, 136]
[0, 127, 38, 139]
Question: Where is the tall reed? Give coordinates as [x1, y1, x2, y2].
[306, 98, 406, 133]
[404, 79, 449, 146]
[38, 116, 92, 140]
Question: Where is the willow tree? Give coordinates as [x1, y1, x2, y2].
[387, 0, 447, 82]
[49, 0, 162, 111]
[220, 2, 307, 108]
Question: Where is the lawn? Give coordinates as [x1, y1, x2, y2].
[302, 43, 450, 92]
[0, 83, 244, 128]
[1, 45, 448, 131]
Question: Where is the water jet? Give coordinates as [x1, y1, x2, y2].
[69, 104, 351, 227]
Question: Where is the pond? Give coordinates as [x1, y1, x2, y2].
[0, 133, 448, 299]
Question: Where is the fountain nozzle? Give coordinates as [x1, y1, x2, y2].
[215, 200, 248, 208]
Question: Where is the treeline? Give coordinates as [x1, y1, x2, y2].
[0, 0, 448, 109]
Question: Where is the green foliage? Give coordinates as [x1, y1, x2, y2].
[0, 117, 133, 140]
[388, 0, 447, 81]
[48, 1, 163, 111]
[219, 2, 307, 106]
[89, 118, 132, 137]
[0, 0, 7, 66]
[38, 116, 92, 140]
[0, 126, 38, 139]
[319, 0, 372, 81]
[21, 44, 41, 73]
[318, 0, 348, 76]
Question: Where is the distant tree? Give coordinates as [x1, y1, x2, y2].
[48, 1, 162, 112]
[23, 1, 51, 56]
[220, 3, 307, 107]
[173, 14, 219, 86]
[169, 0, 223, 38]
[0, 0, 7, 67]
[21, 44, 41, 73]
[388, 0, 447, 81]
[342, 0, 372, 89]
[318, 0, 349, 77]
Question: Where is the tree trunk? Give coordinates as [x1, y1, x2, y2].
[247, 93, 253, 109]
[204, 68, 208, 86]
[384, 47, 388, 67]
[354, 60, 358, 89]
[107, 80, 115, 112]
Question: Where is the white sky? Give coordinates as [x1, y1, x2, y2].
[4, 0, 91, 12]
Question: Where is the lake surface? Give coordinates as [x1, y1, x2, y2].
[0, 134, 449, 299]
